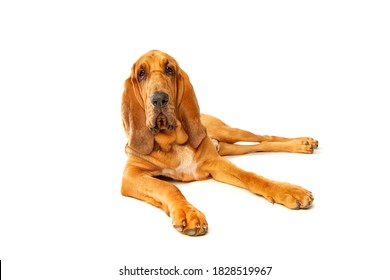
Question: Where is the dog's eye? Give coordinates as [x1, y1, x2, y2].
[138, 69, 146, 81]
[165, 65, 174, 75]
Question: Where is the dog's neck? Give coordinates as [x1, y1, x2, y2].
[153, 120, 189, 152]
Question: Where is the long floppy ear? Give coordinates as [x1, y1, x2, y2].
[177, 68, 206, 149]
[121, 68, 154, 155]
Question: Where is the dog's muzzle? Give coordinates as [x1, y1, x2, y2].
[148, 92, 176, 134]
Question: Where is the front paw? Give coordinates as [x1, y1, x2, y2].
[265, 183, 314, 209]
[170, 204, 208, 236]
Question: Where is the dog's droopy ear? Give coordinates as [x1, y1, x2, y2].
[121, 67, 154, 155]
[177, 68, 206, 149]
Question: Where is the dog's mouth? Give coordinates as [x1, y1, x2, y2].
[149, 112, 176, 134]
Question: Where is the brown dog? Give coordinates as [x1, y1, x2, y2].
[121, 50, 318, 236]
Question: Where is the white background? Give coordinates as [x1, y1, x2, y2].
[1, 0, 389, 279]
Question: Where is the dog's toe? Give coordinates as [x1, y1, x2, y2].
[173, 220, 186, 233]
[184, 228, 197, 236]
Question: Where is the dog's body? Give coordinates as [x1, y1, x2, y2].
[121, 50, 318, 236]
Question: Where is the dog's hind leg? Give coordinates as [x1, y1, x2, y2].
[202, 114, 318, 156]
[213, 140, 314, 156]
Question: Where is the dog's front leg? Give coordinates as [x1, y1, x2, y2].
[203, 157, 314, 209]
[121, 164, 208, 236]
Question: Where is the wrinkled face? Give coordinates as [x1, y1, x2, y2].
[133, 50, 179, 134]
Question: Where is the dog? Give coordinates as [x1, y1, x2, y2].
[121, 50, 318, 236]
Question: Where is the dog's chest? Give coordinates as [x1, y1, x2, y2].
[161, 145, 207, 181]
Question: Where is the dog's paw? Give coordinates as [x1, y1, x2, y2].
[297, 137, 319, 150]
[290, 140, 315, 154]
[171, 204, 208, 236]
[265, 183, 314, 209]
[289, 138, 319, 154]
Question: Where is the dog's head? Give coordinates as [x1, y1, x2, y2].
[122, 50, 206, 154]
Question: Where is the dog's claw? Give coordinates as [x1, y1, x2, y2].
[174, 225, 183, 232]
[184, 228, 196, 236]
[173, 220, 186, 232]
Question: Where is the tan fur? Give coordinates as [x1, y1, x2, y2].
[121, 50, 318, 236]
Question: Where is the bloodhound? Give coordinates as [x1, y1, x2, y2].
[121, 50, 318, 236]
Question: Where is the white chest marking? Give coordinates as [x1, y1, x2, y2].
[176, 146, 197, 174]
[162, 146, 198, 179]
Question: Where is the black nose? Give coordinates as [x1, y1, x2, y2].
[150, 92, 169, 108]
